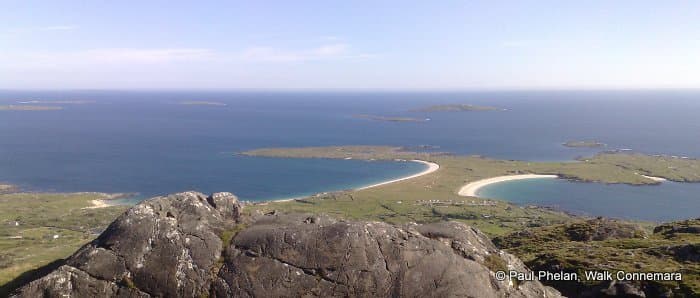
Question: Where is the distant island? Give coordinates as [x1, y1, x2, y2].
[17, 100, 93, 104]
[179, 101, 227, 106]
[412, 104, 504, 112]
[563, 140, 606, 148]
[354, 114, 429, 123]
[0, 105, 63, 111]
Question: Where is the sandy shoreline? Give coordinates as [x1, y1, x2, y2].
[458, 174, 558, 197]
[81, 192, 131, 209]
[357, 160, 439, 190]
[270, 160, 439, 203]
[640, 174, 667, 182]
[84, 199, 112, 209]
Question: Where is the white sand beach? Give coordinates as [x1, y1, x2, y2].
[84, 199, 111, 209]
[458, 174, 558, 197]
[640, 174, 667, 182]
[271, 160, 439, 202]
[357, 160, 440, 190]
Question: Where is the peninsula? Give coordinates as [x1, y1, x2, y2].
[458, 174, 559, 197]
[242, 145, 700, 296]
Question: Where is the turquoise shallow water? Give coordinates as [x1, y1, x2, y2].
[478, 178, 700, 222]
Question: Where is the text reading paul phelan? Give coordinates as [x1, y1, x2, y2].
[495, 270, 682, 282]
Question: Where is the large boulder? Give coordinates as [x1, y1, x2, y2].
[13, 191, 242, 297]
[12, 192, 561, 298]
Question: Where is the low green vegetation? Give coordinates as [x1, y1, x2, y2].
[0, 193, 127, 293]
[243, 145, 700, 234]
[494, 218, 700, 296]
[243, 146, 699, 185]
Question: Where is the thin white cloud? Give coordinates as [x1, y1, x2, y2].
[501, 40, 532, 48]
[313, 44, 348, 56]
[41, 25, 78, 31]
[0, 43, 373, 71]
[4, 25, 79, 34]
[81, 48, 214, 63]
[0, 48, 215, 69]
[239, 43, 373, 62]
[320, 35, 343, 41]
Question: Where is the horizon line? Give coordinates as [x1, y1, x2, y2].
[2, 87, 700, 93]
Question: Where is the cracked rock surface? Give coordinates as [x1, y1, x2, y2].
[12, 192, 561, 298]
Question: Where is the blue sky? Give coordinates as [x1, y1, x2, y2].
[1, 1, 699, 90]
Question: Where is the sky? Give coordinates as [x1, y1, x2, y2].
[1, 1, 700, 90]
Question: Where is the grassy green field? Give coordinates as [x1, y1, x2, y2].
[0, 193, 127, 294]
[242, 145, 700, 235]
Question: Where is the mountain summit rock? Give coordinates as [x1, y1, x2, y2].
[12, 192, 561, 297]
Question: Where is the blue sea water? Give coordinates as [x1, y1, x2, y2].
[478, 178, 700, 222]
[0, 90, 699, 219]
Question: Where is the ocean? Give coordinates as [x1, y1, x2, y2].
[1, 90, 699, 218]
[478, 178, 700, 222]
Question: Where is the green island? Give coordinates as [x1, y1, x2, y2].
[243, 145, 700, 295]
[412, 103, 504, 112]
[17, 100, 93, 104]
[353, 114, 429, 123]
[563, 140, 607, 148]
[179, 101, 228, 106]
[2, 145, 699, 295]
[0, 105, 63, 111]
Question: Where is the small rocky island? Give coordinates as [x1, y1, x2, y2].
[0, 105, 63, 111]
[18, 100, 93, 104]
[563, 140, 606, 148]
[413, 104, 503, 112]
[353, 114, 429, 122]
[179, 101, 227, 106]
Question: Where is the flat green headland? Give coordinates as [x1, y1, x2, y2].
[242, 146, 700, 233]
